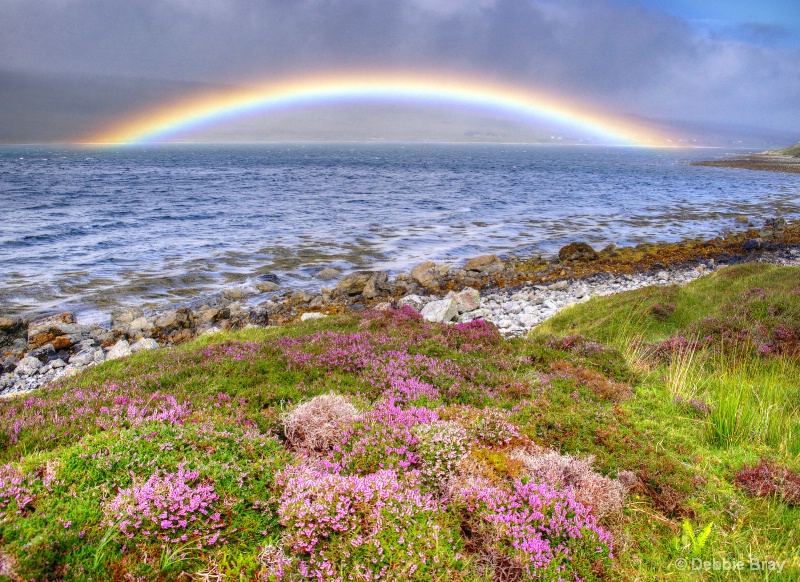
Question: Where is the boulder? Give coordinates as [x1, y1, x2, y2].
[106, 339, 133, 361]
[335, 271, 389, 296]
[27, 312, 91, 350]
[464, 255, 504, 275]
[131, 338, 159, 353]
[743, 238, 764, 251]
[398, 294, 425, 312]
[111, 308, 144, 331]
[0, 316, 27, 352]
[558, 242, 598, 262]
[448, 287, 481, 313]
[410, 261, 440, 288]
[300, 312, 328, 321]
[15, 356, 43, 376]
[316, 267, 340, 280]
[420, 298, 458, 323]
[153, 308, 195, 335]
[29, 343, 57, 363]
[255, 281, 279, 292]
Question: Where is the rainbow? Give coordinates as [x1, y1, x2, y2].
[89, 72, 671, 145]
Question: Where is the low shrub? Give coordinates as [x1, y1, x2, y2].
[734, 460, 800, 506]
[274, 467, 464, 581]
[456, 477, 614, 580]
[283, 393, 359, 454]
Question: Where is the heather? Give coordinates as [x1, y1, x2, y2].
[0, 263, 799, 580]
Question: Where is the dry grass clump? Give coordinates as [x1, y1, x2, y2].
[508, 447, 630, 518]
[282, 393, 359, 454]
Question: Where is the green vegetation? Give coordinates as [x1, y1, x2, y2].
[779, 143, 800, 157]
[1, 263, 799, 580]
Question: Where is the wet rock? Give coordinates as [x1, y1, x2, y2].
[765, 217, 787, 231]
[111, 308, 144, 331]
[29, 343, 57, 363]
[316, 267, 340, 280]
[558, 242, 599, 262]
[335, 271, 389, 296]
[255, 281, 279, 292]
[15, 356, 43, 376]
[131, 338, 159, 353]
[221, 287, 245, 301]
[27, 312, 91, 351]
[464, 255, 504, 275]
[420, 298, 458, 323]
[87, 325, 111, 345]
[743, 238, 764, 251]
[300, 312, 328, 321]
[448, 287, 481, 313]
[106, 339, 133, 361]
[0, 316, 27, 352]
[154, 308, 195, 335]
[247, 307, 270, 327]
[410, 261, 439, 288]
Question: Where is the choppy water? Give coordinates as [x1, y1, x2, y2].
[1, 143, 799, 320]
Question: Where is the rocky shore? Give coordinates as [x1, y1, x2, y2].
[2, 218, 799, 398]
[693, 146, 800, 174]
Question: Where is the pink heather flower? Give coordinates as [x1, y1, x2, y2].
[104, 464, 223, 547]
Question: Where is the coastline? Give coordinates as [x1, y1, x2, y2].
[2, 218, 799, 397]
[692, 150, 800, 174]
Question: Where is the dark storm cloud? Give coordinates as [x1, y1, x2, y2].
[0, 0, 798, 132]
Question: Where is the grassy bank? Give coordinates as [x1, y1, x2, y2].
[1, 263, 798, 581]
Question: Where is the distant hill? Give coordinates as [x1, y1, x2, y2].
[779, 143, 800, 157]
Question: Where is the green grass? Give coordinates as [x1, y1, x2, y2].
[1, 263, 799, 580]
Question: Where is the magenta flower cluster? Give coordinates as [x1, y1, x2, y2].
[457, 478, 614, 579]
[276, 466, 449, 581]
[105, 464, 224, 547]
[0, 463, 33, 517]
[324, 399, 439, 475]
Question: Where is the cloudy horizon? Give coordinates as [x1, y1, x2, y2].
[1, 0, 798, 144]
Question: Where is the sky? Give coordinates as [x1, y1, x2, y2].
[0, 0, 798, 144]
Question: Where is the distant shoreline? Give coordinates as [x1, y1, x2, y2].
[692, 149, 800, 174]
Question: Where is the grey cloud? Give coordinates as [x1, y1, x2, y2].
[0, 0, 797, 134]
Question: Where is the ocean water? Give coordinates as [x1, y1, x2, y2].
[1, 143, 799, 320]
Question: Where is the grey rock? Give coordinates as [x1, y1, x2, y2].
[131, 338, 159, 352]
[15, 356, 43, 376]
[68, 349, 95, 367]
[50, 358, 67, 368]
[221, 287, 245, 301]
[255, 281, 279, 292]
[548, 281, 568, 291]
[106, 339, 132, 361]
[518, 314, 539, 327]
[111, 308, 144, 331]
[336, 271, 388, 296]
[398, 294, 425, 312]
[449, 287, 480, 313]
[316, 267, 340, 280]
[300, 312, 328, 321]
[420, 298, 458, 323]
[29, 343, 57, 363]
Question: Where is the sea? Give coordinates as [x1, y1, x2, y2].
[1, 143, 798, 322]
